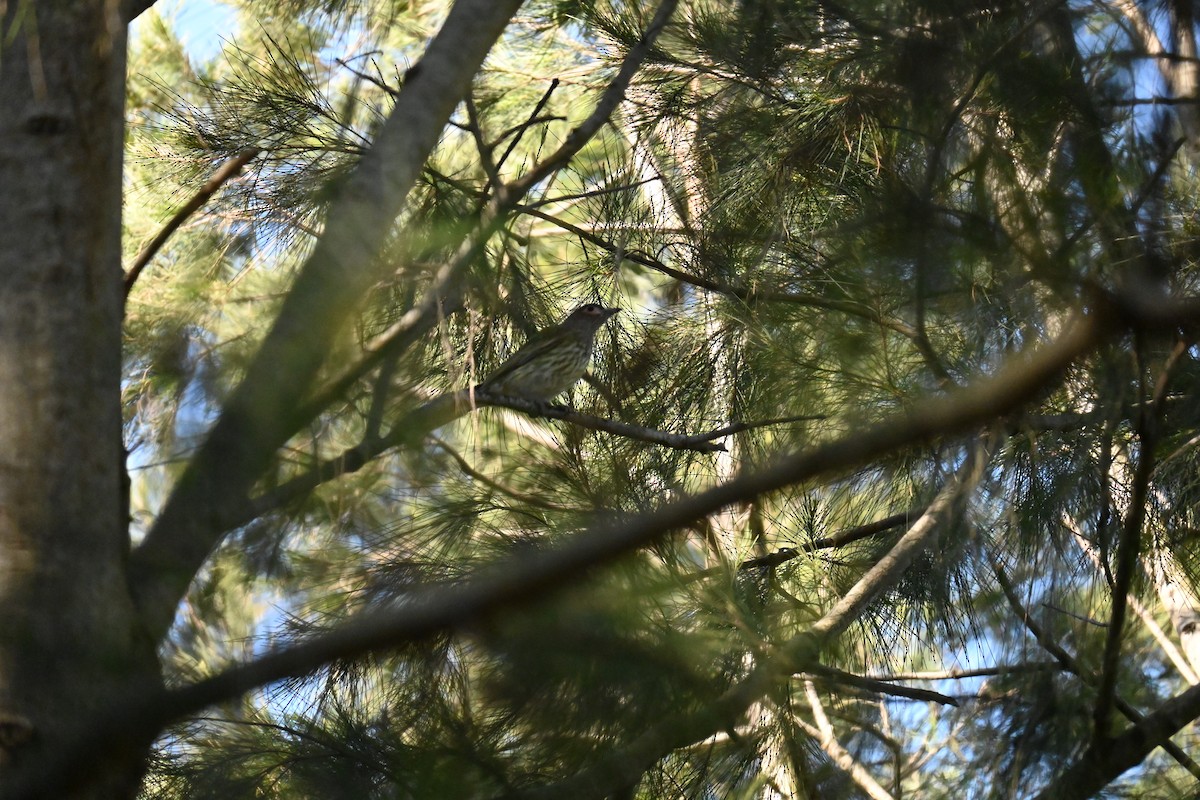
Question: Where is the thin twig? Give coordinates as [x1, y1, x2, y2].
[123, 147, 261, 298]
[805, 666, 959, 707]
[491, 79, 560, 182]
[865, 663, 1061, 682]
[335, 56, 400, 97]
[471, 390, 727, 452]
[504, 0, 677, 199]
[810, 440, 989, 640]
[431, 437, 583, 512]
[697, 415, 827, 441]
[993, 560, 1200, 782]
[40, 310, 1103, 798]
[1092, 333, 1184, 743]
[464, 92, 502, 188]
[734, 507, 927, 572]
[517, 203, 923, 340]
[521, 177, 663, 211]
[801, 681, 896, 800]
[488, 112, 566, 152]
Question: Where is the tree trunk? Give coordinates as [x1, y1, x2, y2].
[0, 3, 155, 797]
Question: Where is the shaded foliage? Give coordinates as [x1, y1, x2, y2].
[115, 0, 1200, 797]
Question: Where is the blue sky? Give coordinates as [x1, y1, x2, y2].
[133, 0, 237, 62]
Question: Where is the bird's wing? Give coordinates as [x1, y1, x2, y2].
[479, 329, 568, 386]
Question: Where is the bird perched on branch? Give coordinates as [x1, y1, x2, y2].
[398, 302, 619, 442]
[476, 302, 619, 401]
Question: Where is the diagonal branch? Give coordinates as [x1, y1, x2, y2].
[125, 0, 160, 23]
[993, 559, 1200, 781]
[498, 441, 990, 800]
[809, 440, 990, 640]
[730, 508, 924, 572]
[1091, 343, 1176, 743]
[806, 666, 960, 707]
[1033, 678, 1200, 800]
[799, 680, 896, 800]
[129, 0, 681, 643]
[129, 0, 526, 640]
[469, 390, 727, 451]
[236, 388, 728, 528]
[518, 203, 923, 340]
[123, 147, 260, 298]
[502, 0, 677, 201]
[21, 310, 1101, 797]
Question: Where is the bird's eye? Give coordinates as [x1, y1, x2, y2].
[582, 303, 600, 313]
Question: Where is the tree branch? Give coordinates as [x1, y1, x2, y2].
[124, 0, 160, 23]
[470, 390, 727, 452]
[130, 0, 683, 643]
[237, 388, 728, 528]
[1092, 361, 1167, 743]
[1034, 678, 1200, 800]
[994, 560, 1200, 779]
[800, 680, 896, 800]
[432, 437, 581, 512]
[733, 508, 925, 572]
[806, 666, 960, 707]
[517, 203, 923, 340]
[809, 440, 990, 640]
[129, 0, 527, 640]
[24, 308, 1104, 796]
[123, 147, 260, 299]
[496, 444, 991, 800]
[502, 0, 677, 200]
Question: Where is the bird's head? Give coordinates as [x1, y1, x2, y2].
[565, 302, 620, 330]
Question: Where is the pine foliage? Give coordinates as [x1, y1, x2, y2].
[122, 0, 1200, 797]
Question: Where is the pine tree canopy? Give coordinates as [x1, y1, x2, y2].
[8, 0, 1200, 797]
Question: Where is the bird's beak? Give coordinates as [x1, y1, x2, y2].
[603, 307, 620, 319]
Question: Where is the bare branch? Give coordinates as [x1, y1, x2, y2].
[697, 415, 827, 441]
[1091, 336, 1182, 744]
[30, 307, 1104, 796]
[809, 507, 926, 551]
[464, 92, 502, 189]
[485, 78, 560, 198]
[805, 666, 960, 707]
[125, 0, 160, 23]
[801, 680, 896, 800]
[866, 663, 1061, 682]
[470, 390, 726, 452]
[123, 147, 260, 298]
[431, 437, 581, 512]
[809, 440, 989, 640]
[517, 203, 923, 340]
[503, 0, 678, 199]
[994, 561, 1200, 785]
[733, 508, 926, 573]
[335, 56, 400, 98]
[239, 386, 725, 526]
[1034, 678, 1200, 800]
[129, 0, 526, 639]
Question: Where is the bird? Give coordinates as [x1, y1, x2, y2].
[475, 302, 620, 401]
[397, 303, 619, 442]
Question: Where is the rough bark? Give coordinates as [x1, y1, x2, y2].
[0, 2, 157, 797]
